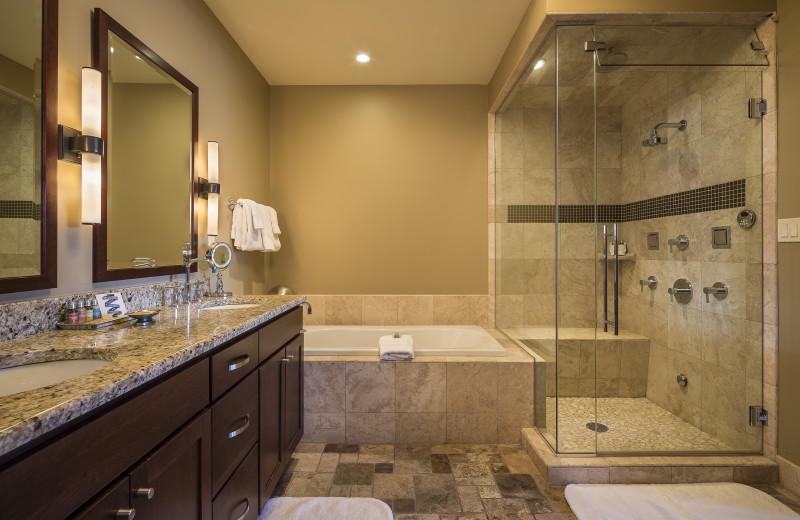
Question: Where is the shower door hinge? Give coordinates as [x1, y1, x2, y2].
[584, 41, 607, 52]
[749, 406, 768, 426]
[748, 98, 767, 118]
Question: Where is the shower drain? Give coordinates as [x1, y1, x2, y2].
[586, 422, 609, 433]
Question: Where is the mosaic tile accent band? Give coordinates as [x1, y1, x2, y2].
[508, 179, 745, 223]
[0, 200, 41, 220]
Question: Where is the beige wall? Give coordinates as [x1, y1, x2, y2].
[269, 85, 488, 295]
[0, 0, 270, 304]
[777, 0, 800, 467]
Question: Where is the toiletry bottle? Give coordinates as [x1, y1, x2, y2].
[78, 301, 86, 323]
[92, 297, 101, 320]
[67, 302, 78, 324]
[84, 300, 93, 322]
[59, 304, 67, 323]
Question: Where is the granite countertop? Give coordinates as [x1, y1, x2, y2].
[0, 295, 305, 458]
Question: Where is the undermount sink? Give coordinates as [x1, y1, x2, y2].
[0, 359, 112, 398]
[200, 304, 260, 311]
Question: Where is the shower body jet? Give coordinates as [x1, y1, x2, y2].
[643, 120, 687, 146]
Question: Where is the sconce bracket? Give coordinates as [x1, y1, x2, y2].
[198, 178, 221, 200]
[58, 124, 105, 164]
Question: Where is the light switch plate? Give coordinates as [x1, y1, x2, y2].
[778, 217, 800, 243]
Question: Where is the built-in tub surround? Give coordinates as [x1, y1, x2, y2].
[302, 328, 534, 445]
[0, 295, 303, 457]
[304, 325, 507, 357]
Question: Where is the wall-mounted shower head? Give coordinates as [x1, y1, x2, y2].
[642, 120, 687, 147]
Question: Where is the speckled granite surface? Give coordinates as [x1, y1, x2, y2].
[0, 295, 304, 457]
[0, 282, 164, 342]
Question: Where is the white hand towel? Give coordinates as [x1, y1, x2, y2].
[239, 199, 265, 251]
[267, 205, 281, 235]
[256, 204, 281, 252]
[378, 334, 414, 361]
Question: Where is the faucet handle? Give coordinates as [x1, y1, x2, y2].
[668, 235, 689, 253]
[703, 282, 729, 303]
[639, 276, 658, 292]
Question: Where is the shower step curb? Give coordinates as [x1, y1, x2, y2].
[521, 428, 778, 486]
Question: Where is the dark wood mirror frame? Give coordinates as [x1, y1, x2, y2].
[0, 0, 58, 294]
[91, 8, 199, 282]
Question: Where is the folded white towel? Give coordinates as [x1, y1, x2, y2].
[231, 199, 282, 252]
[379, 334, 414, 361]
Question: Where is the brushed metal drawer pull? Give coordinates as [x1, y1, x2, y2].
[228, 414, 250, 439]
[133, 487, 155, 499]
[285, 355, 294, 360]
[115, 509, 136, 519]
[233, 498, 250, 520]
[300, 329, 308, 333]
[228, 355, 250, 372]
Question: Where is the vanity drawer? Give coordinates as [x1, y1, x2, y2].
[212, 331, 258, 401]
[213, 445, 258, 520]
[258, 307, 302, 363]
[212, 371, 259, 496]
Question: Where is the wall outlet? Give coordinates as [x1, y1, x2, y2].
[778, 218, 800, 243]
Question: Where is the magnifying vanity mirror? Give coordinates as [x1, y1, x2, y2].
[92, 9, 199, 282]
[0, 0, 57, 293]
[207, 242, 232, 270]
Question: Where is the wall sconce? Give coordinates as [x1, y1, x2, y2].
[57, 67, 104, 225]
[199, 141, 220, 236]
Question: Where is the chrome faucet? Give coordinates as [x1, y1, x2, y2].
[299, 301, 312, 315]
[667, 235, 689, 253]
[182, 242, 215, 303]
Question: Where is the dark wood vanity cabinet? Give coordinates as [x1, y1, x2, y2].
[0, 306, 303, 520]
[257, 309, 305, 509]
[129, 411, 212, 520]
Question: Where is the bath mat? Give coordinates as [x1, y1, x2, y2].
[565, 482, 800, 520]
[259, 497, 393, 520]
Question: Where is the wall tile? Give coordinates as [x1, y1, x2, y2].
[345, 362, 395, 413]
[305, 361, 346, 413]
[396, 363, 446, 413]
[446, 363, 498, 414]
[303, 413, 346, 443]
[446, 413, 497, 443]
[361, 295, 398, 326]
[395, 413, 446, 444]
[326, 295, 362, 325]
[433, 295, 470, 325]
[345, 413, 395, 444]
[398, 295, 434, 325]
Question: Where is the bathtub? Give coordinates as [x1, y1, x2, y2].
[303, 325, 507, 357]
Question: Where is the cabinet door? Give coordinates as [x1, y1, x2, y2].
[71, 477, 131, 520]
[129, 410, 212, 520]
[283, 336, 304, 458]
[258, 348, 284, 510]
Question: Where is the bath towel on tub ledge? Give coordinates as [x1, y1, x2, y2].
[379, 334, 414, 360]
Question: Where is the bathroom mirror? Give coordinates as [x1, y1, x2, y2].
[208, 242, 232, 270]
[0, 0, 57, 293]
[92, 9, 198, 282]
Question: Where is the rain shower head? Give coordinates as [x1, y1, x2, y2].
[642, 120, 687, 147]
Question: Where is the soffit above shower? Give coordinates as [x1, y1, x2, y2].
[202, 0, 530, 85]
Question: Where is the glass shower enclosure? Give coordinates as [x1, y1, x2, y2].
[495, 25, 767, 454]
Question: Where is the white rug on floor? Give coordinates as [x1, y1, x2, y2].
[565, 482, 800, 520]
[259, 497, 393, 520]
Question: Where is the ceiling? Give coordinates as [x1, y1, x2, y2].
[202, 0, 531, 85]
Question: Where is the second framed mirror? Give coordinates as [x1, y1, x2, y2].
[92, 8, 199, 282]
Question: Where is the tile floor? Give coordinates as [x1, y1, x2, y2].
[272, 443, 577, 519]
[271, 442, 800, 519]
[543, 397, 731, 453]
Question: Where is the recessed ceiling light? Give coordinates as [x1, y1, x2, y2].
[356, 54, 370, 63]
[534, 59, 545, 70]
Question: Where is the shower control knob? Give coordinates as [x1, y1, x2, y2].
[668, 278, 693, 304]
[639, 276, 658, 292]
[677, 374, 688, 387]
